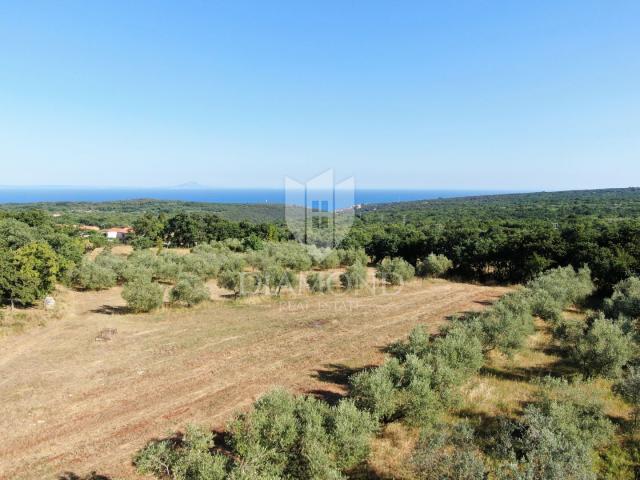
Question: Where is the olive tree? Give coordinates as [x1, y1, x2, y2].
[74, 259, 117, 290]
[605, 277, 640, 319]
[573, 315, 635, 378]
[340, 262, 368, 290]
[416, 253, 453, 278]
[170, 273, 210, 306]
[614, 367, 640, 425]
[122, 277, 164, 312]
[259, 262, 298, 296]
[375, 257, 415, 285]
[307, 272, 334, 293]
[217, 270, 258, 297]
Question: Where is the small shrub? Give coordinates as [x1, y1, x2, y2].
[476, 291, 534, 355]
[349, 358, 403, 421]
[122, 277, 164, 312]
[155, 251, 183, 283]
[605, 277, 640, 319]
[94, 251, 127, 280]
[74, 259, 117, 290]
[228, 389, 375, 478]
[416, 253, 453, 278]
[402, 355, 444, 426]
[495, 394, 613, 479]
[181, 252, 222, 280]
[412, 422, 486, 480]
[330, 399, 377, 470]
[217, 270, 258, 297]
[319, 250, 340, 269]
[388, 324, 432, 360]
[307, 272, 334, 293]
[375, 257, 415, 285]
[120, 263, 154, 283]
[170, 273, 210, 306]
[259, 262, 298, 295]
[527, 266, 594, 313]
[134, 425, 228, 480]
[337, 247, 368, 266]
[614, 367, 640, 424]
[263, 242, 313, 272]
[573, 315, 635, 378]
[340, 262, 368, 290]
[431, 322, 485, 382]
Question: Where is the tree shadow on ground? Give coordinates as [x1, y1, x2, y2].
[58, 473, 112, 480]
[474, 299, 496, 307]
[480, 355, 579, 383]
[90, 305, 130, 315]
[347, 466, 388, 480]
[309, 363, 375, 405]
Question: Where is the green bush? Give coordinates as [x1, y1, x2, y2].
[94, 251, 128, 281]
[228, 389, 375, 479]
[412, 423, 486, 480]
[431, 323, 485, 382]
[527, 266, 594, 316]
[495, 393, 613, 479]
[527, 288, 564, 322]
[605, 277, 640, 319]
[340, 262, 368, 290]
[337, 247, 368, 267]
[262, 242, 313, 272]
[330, 399, 378, 470]
[614, 367, 640, 425]
[170, 273, 210, 306]
[349, 358, 404, 422]
[306, 272, 334, 293]
[259, 262, 299, 295]
[122, 277, 164, 312]
[390, 323, 484, 384]
[74, 259, 117, 290]
[375, 257, 415, 285]
[319, 249, 341, 269]
[475, 291, 534, 355]
[597, 443, 638, 480]
[217, 270, 258, 297]
[120, 262, 154, 283]
[402, 354, 445, 426]
[573, 315, 635, 378]
[155, 251, 183, 283]
[416, 253, 453, 278]
[388, 324, 432, 360]
[135, 425, 228, 480]
[181, 252, 222, 280]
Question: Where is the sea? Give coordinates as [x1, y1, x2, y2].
[0, 188, 516, 206]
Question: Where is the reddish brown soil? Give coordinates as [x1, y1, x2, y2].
[0, 279, 507, 479]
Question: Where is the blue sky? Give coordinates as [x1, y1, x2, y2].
[0, 1, 638, 189]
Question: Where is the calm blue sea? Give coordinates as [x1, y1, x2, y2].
[0, 188, 514, 206]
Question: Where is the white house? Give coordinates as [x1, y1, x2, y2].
[104, 227, 133, 240]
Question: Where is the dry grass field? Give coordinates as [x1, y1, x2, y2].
[0, 278, 508, 479]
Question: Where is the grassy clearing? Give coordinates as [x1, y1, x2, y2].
[0, 279, 506, 479]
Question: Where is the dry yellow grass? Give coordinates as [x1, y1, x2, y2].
[0, 278, 507, 479]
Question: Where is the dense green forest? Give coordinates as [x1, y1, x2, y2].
[345, 188, 640, 292]
[0, 199, 288, 226]
[2, 187, 640, 307]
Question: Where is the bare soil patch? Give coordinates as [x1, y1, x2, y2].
[0, 279, 507, 479]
